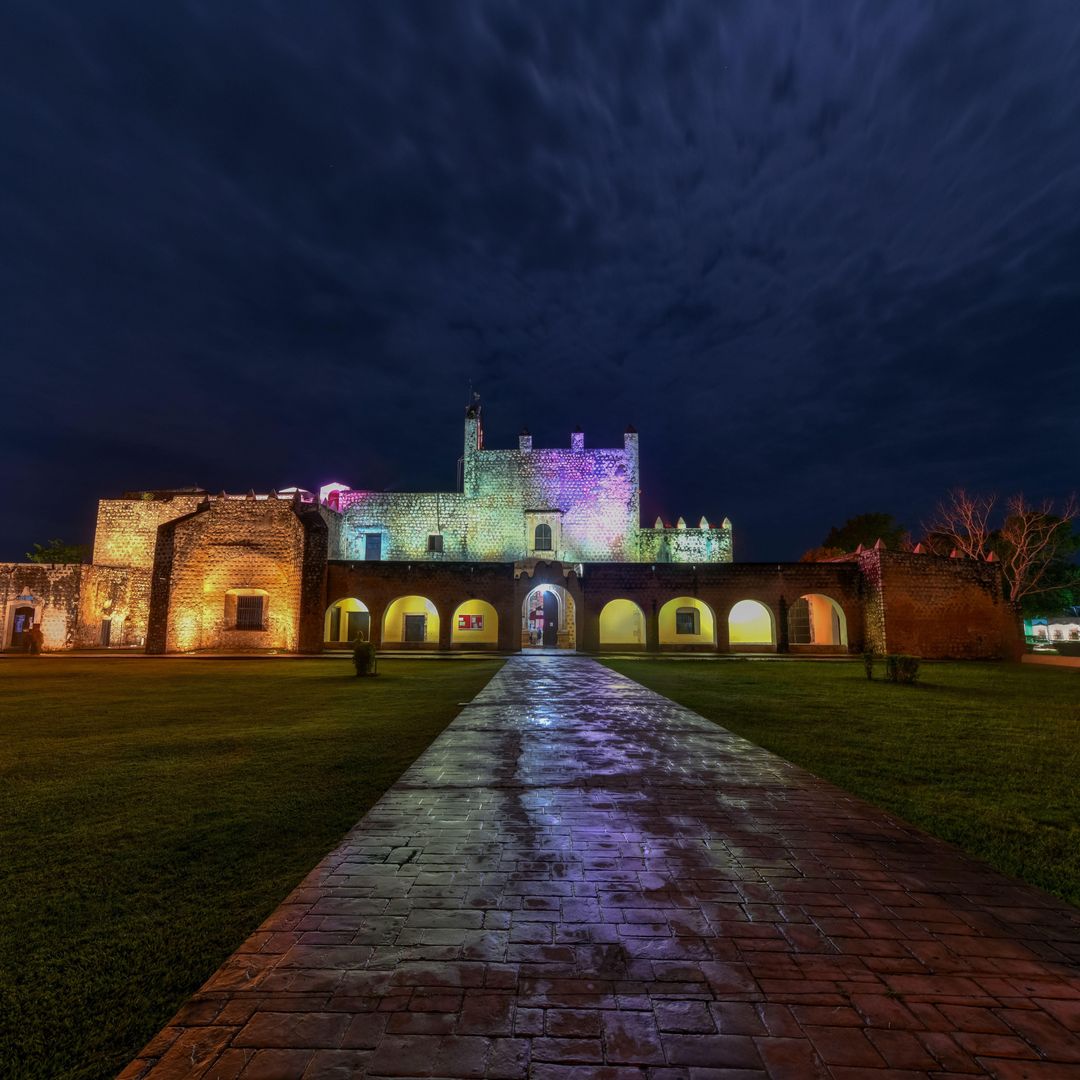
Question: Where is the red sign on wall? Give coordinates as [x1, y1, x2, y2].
[457, 614, 484, 631]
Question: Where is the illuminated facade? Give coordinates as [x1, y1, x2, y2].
[333, 404, 733, 564]
[0, 405, 1023, 659]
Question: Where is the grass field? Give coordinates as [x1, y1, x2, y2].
[0, 656, 502, 1080]
[605, 657, 1080, 911]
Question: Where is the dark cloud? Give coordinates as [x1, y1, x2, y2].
[1, 0, 1078, 560]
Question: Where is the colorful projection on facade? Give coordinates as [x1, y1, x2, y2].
[335, 407, 732, 565]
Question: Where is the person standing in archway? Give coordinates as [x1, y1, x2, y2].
[28, 622, 44, 655]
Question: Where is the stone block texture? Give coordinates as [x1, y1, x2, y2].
[336, 408, 731, 566]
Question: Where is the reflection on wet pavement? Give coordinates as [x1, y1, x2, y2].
[126, 655, 1080, 1078]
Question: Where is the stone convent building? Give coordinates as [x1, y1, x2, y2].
[1, 404, 1022, 659]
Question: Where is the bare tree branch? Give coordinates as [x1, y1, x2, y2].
[924, 490, 1078, 603]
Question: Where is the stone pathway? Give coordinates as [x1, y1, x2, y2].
[124, 656, 1080, 1079]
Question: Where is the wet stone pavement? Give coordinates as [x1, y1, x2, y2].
[125, 655, 1080, 1079]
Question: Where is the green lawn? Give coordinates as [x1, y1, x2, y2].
[605, 658, 1080, 909]
[0, 657, 502, 1080]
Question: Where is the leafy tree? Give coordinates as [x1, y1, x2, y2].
[25, 539, 90, 564]
[924, 489, 1079, 611]
[816, 513, 908, 554]
[799, 546, 846, 563]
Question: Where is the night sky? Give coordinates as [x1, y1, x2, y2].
[3, 1, 1079, 562]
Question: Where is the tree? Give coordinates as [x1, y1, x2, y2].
[823, 512, 907, 551]
[924, 489, 1079, 609]
[801, 513, 908, 561]
[25, 539, 90, 564]
[799, 546, 846, 563]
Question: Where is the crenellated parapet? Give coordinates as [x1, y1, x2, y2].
[637, 515, 733, 564]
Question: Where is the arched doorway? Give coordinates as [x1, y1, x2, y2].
[727, 599, 776, 650]
[522, 584, 574, 649]
[382, 596, 440, 645]
[788, 594, 848, 651]
[10, 605, 35, 650]
[658, 596, 716, 648]
[599, 599, 646, 648]
[451, 600, 499, 646]
[324, 598, 370, 645]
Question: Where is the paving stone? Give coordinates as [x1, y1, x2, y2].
[125, 656, 1080, 1078]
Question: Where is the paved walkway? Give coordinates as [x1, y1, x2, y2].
[125, 656, 1080, 1079]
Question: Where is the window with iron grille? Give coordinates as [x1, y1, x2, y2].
[788, 597, 812, 644]
[236, 595, 265, 630]
[675, 608, 698, 635]
[427, 534, 444, 553]
[534, 523, 552, 551]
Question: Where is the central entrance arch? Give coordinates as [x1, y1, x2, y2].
[521, 583, 574, 649]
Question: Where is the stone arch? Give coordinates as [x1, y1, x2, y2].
[5, 602, 39, 650]
[452, 599, 499, 645]
[599, 599, 646, 648]
[788, 593, 848, 650]
[659, 596, 716, 646]
[522, 583, 574, 649]
[324, 597, 370, 644]
[727, 599, 776, 647]
[382, 595, 440, 645]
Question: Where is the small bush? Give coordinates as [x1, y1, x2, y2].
[352, 638, 378, 677]
[862, 651, 875, 680]
[885, 654, 920, 684]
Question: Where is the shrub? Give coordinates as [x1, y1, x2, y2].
[352, 638, 378, 677]
[885, 654, 920, 684]
[862, 651, 875, 680]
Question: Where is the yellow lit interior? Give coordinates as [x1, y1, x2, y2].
[728, 599, 774, 644]
[451, 599, 499, 643]
[599, 598, 645, 644]
[382, 595, 440, 643]
[324, 597, 369, 642]
[658, 596, 715, 645]
[803, 593, 847, 646]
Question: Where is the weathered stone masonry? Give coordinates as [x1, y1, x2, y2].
[0, 407, 1021, 658]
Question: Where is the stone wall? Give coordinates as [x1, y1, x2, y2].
[93, 493, 206, 568]
[76, 565, 152, 647]
[0, 563, 84, 650]
[146, 496, 330, 653]
[856, 549, 1023, 660]
[337, 413, 730, 565]
[0, 562, 150, 649]
[637, 524, 733, 564]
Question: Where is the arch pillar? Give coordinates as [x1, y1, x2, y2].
[715, 607, 730, 653]
[576, 593, 587, 653]
[438, 610, 452, 650]
[368, 602, 386, 649]
[498, 600, 519, 652]
[777, 596, 790, 654]
[579, 594, 599, 653]
[646, 598, 660, 653]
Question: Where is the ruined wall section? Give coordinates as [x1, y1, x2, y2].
[857, 549, 1023, 659]
[0, 563, 149, 649]
[92, 494, 205, 568]
[0, 564, 84, 650]
[76, 565, 152, 647]
[157, 498, 309, 652]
